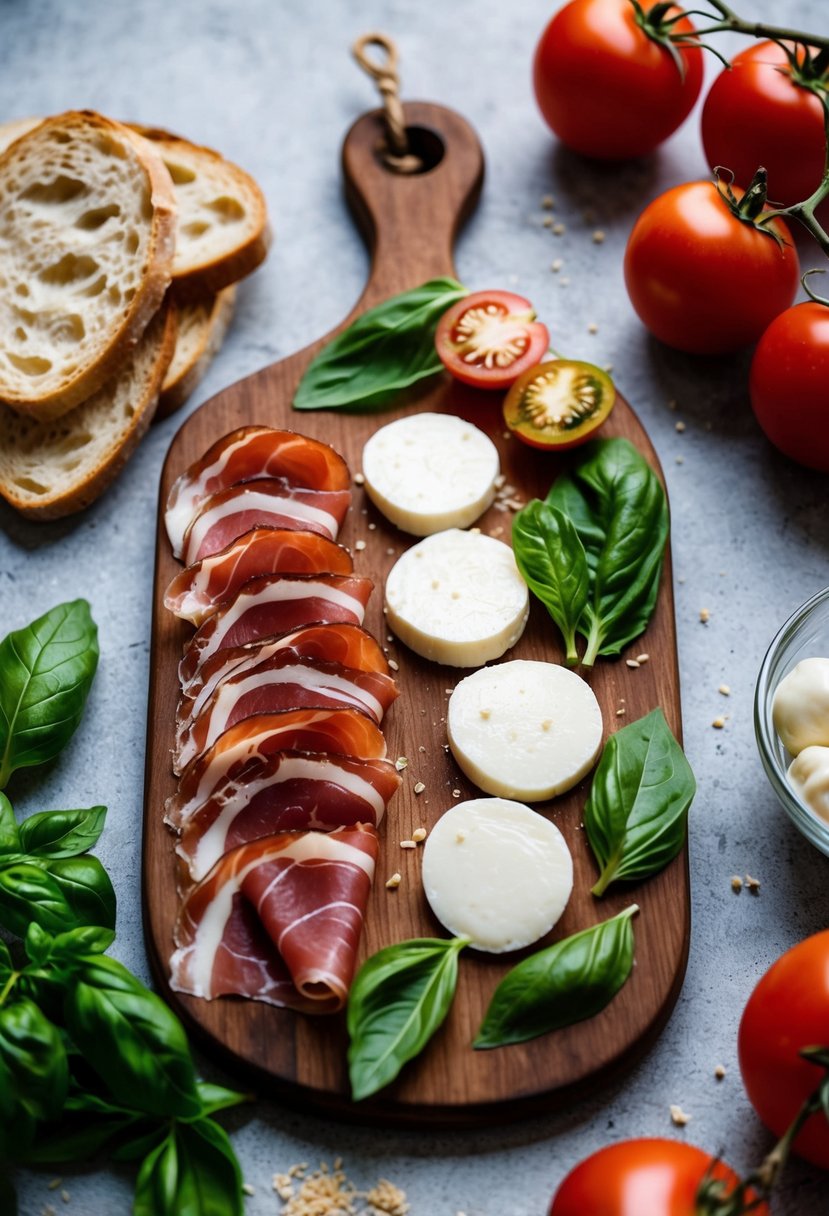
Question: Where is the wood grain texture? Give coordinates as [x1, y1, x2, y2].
[143, 102, 689, 1125]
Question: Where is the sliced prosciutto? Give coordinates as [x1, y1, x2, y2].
[164, 528, 355, 626]
[174, 653, 398, 773]
[181, 479, 352, 566]
[178, 622, 390, 733]
[165, 427, 350, 557]
[177, 750, 401, 880]
[167, 707, 388, 829]
[179, 573, 374, 686]
[170, 824, 378, 1012]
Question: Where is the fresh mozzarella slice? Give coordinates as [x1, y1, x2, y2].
[361, 413, 499, 535]
[421, 797, 573, 953]
[772, 657, 829, 755]
[384, 529, 528, 667]
[447, 660, 603, 799]
[788, 746, 829, 823]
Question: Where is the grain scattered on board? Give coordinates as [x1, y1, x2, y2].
[670, 1104, 691, 1126]
[274, 1161, 409, 1216]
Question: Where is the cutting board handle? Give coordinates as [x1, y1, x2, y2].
[341, 101, 485, 314]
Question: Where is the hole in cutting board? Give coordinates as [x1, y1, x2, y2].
[376, 126, 445, 175]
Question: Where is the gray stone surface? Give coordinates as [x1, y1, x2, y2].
[1, 0, 828, 1212]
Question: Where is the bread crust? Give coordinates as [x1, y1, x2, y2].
[156, 285, 236, 420]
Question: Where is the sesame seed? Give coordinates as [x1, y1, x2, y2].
[626, 659, 640, 669]
[616, 707, 626, 716]
[675, 420, 686, 433]
[592, 229, 606, 243]
[745, 874, 761, 894]
[354, 472, 365, 485]
[587, 322, 598, 334]
[242, 1182, 255, 1196]
[385, 872, 402, 889]
[699, 608, 711, 623]
[553, 221, 566, 235]
[551, 258, 563, 272]
[452, 788, 461, 798]
[715, 1064, 727, 1079]
[456, 830, 467, 842]
[670, 1104, 691, 1127]
[542, 194, 555, 209]
[719, 684, 731, 695]
[542, 215, 553, 228]
[414, 781, 426, 795]
[354, 540, 366, 551]
[48, 1181, 62, 1192]
[731, 875, 743, 893]
[676, 456, 684, 464]
[712, 717, 725, 729]
[368, 521, 377, 530]
[400, 840, 416, 849]
[636, 653, 650, 663]
[388, 659, 399, 671]
[395, 756, 408, 771]
[560, 276, 570, 286]
[412, 827, 427, 842]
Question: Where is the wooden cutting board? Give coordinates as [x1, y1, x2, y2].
[143, 102, 689, 1125]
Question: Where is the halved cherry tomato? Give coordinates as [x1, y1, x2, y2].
[503, 359, 615, 449]
[435, 290, 549, 390]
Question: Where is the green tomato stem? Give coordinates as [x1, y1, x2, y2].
[0, 970, 20, 1008]
[670, 0, 829, 52]
[758, 96, 829, 256]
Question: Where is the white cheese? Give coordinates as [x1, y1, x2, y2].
[772, 657, 829, 755]
[361, 412, 499, 535]
[421, 797, 573, 953]
[447, 660, 603, 799]
[384, 529, 529, 667]
[788, 746, 829, 823]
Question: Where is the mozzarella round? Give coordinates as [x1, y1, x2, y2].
[384, 529, 529, 667]
[772, 657, 829, 755]
[447, 660, 603, 799]
[421, 797, 573, 953]
[361, 413, 499, 536]
[788, 746, 829, 823]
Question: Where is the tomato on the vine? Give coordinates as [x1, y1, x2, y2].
[623, 180, 800, 354]
[503, 359, 615, 449]
[739, 929, 829, 1169]
[548, 1139, 768, 1215]
[701, 41, 827, 208]
[533, 0, 703, 160]
[434, 290, 549, 390]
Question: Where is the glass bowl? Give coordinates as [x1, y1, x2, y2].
[755, 585, 829, 858]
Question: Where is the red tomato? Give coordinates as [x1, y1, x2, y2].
[435, 290, 549, 390]
[533, 0, 703, 160]
[548, 1139, 768, 1215]
[739, 930, 829, 1169]
[750, 301, 829, 472]
[701, 42, 827, 208]
[623, 181, 799, 354]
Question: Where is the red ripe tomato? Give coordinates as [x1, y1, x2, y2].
[701, 41, 827, 208]
[533, 0, 703, 160]
[548, 1139, 768, 1215]
[750, 300, 829, 472]
[623, 180, 799, 354]
[738, 929, 829, 1169]
[435, 290, 549, 390]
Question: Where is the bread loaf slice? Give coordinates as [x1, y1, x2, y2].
[0, 111, 177, 420]
[156, 286, 236, 420]
[0, 116, 41, 155]
[0, 298, 177, 520]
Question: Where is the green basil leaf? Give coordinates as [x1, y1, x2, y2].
[109, 1122, 166, 1162]
[547, 438, 669, 665]
[512, 500, 590, 665]
[0, 793, 20, 854]
[24, 1110, 143, 1164]
[347, 936, 468, 1101]
[19, 805, 107, 857]
[24, 923, 53, 966]
[0, 939, 13, 987]
[50, 924, 116, 960]
[293, 278, 467, 411]
[194, 1081, 251, 1117]
[0, 1169, 16, 1216]
[0, 861, 75, 936]
[134, 1120, 243, 1216]
[63, 955, 201, 1119]
[585, 708, 696, 896]
[474, 906, 638, 1048]
[0, 996, 68, 1121]
[0, 600, 99, 788]
[29, 856, 115, 930]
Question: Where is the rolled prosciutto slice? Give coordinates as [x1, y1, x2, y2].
[165, 427, 350, 557]
[179, 573, 374, 685]
[181, 480, 352, 566]
[170, 824, 378, 1012]
[174, 653, 398, 773]
[164, 528, 355, 625]
[167, 708, 388, 829]
[177, 750, 401, 880]
[178, 622, 390, 733]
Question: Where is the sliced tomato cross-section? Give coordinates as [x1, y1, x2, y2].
[503, 359, 615, 449]
[435, 290, 549, 390]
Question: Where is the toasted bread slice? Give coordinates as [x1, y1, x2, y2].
[0, 111, 177, 420]
[156, 285, 236, 420]
[134, 126, 271, 297]
[0, 298, 177, 520]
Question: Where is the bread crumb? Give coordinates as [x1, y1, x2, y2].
[542, 194, 555, 209]
[452, 788, 461, 798]
[625, 659, 640, 669]
[399, 840, 416, 849]
[592, 229, 606, 244]
[48, 1181, 62, 1192]
[385, 873, 401, 889]
[676, 456, 684, 464]
[553, 221, 566, 235]
[712, 717, 725, 729]
[719, 684, 731, 695]
[388, 659, 399, 672]
[670, 1104, 691, 1126]
[354, 472, 365, 485]
[413, 781, 426, 795]
[395, 756, 408, 771]
[354, 540, 366, 552]
[412, 827, 427, 842]
[551, 258, 563, 272]
[587, 322, 599, 334]
[745, 874, 761, 894]
[243, 1183, 256, 1196]
[542, 215, 554, 228]
[616, 707, 626, 717]
[364, 1179, 410, 1215]
[699, 608, 711, 623]
[675, 420, 686, 432]
[636, 653, 650, 664]
[715, 1064, 727, 1079]
[731, 875, 743, 893]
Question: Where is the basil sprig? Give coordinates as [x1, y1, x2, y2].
[0, 599, 99, 788]
[513, 438, 669, 666]
[347, 936, 468, 1100]
[585, 708, 696, 896]
[293, 277, 468, 411]
[474, 906, 638, 1049]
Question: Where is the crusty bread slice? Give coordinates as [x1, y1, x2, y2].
[0, 298, 177, 520]
[134, 126, 271, 297]
[0, 111, 177, 420]
[0, 116, 42, 155]
[156, 285, 236, 420]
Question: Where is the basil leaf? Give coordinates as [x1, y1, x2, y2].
[0, 793, 20, 854]
[0, 600, 99, 788]
[0, 1170, 16, 1216]
[63, 955, 201, 1119]
[134, 1120, 243, 1216]
[0, 861, 75, 936]
[0, 997, 68, 1121]
[0, 939, 13, 987]
[585, 708, 696, 896]
[19, 805, 107, 858]
[547, 438, 669, 665]
[24, 1110, 143, 1164]
[293, 278, 467, 411]
[50, 924, 116, 960]
[474, 906, 638, 1048]
[24, 923, 53, 966]
[194, 1081, 250, 1117]
[512, 500, 590, 665]
[28, 856, 115, 930]
[347, 936, 468, 1101]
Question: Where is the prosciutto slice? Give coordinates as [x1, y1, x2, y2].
[181, 479, 352, 566]
[164, 528, 354, 625]
[170, 824, 378, 1012]
[179, 573, 373, 685]
[174, 654, 398, 773]
[167, 708, 388, 829]
[177, 750, 401, 880]
[165, 427, 350, 557]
